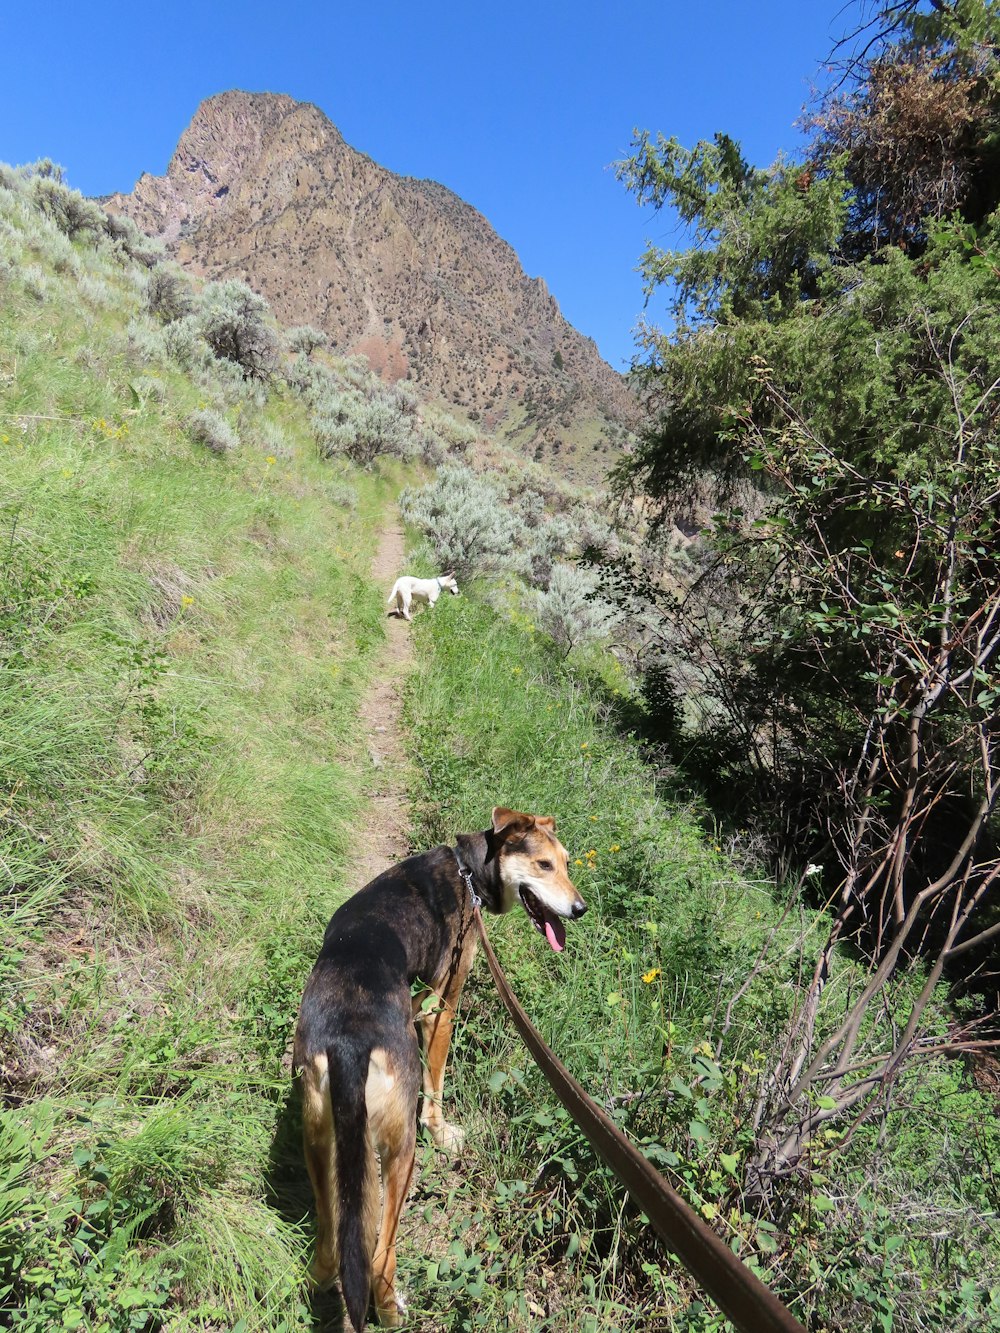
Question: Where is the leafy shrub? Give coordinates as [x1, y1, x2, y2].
[30, 177, 105, 241]
[129, 375, 165, 406]
[162, 315, 210, 372]
[531, 562, 620, 654]
[399, 464, 523, 577]
[286, 324, 328, 356]
[100, 211, 162, 268]
[21, 264, 48, 302]
[255, 418, 291, 459]
[77, 274, 114, 309]
[418, 432, 446, 467]
[314, 389, 419, 468]
[523, 515, 574, 588]
[144, 266, 194, 324]
[337, 353, 375, 390]
[197, 280, 279, 382]
[424, 407, 477, 456]
[124, 319, 166, 365]
[186, 408, 238, 455]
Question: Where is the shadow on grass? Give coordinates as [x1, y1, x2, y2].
[266, 1076, 346, 1333]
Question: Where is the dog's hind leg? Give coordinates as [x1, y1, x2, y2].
[301, 1055, 339, 1287]
[367, 1045, 419, 1327]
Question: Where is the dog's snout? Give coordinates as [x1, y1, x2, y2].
[571, 899, 587, 919]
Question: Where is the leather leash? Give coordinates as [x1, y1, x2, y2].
[472, 907, 806, 1333]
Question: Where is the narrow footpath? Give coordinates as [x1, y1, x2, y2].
[350, 521, 415, 887]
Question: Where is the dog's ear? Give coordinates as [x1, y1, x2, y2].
[486, 806, 532, 861]
[534, 815, 556, 832]
[491, 807, 532, 835]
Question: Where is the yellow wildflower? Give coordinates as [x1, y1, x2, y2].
[642, 968, 661, 984]
[265, 455, 277, 466]
[180, 595, 195, 608]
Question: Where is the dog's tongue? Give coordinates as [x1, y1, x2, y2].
[543, 913, 566, 953]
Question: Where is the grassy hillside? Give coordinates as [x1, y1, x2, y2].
[1, 161, 997, 1333]
[0, 166, 394, 1330]
[398, 595, 1000, 1332]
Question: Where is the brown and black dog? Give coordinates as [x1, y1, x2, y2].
[293, 807, 586, 1330]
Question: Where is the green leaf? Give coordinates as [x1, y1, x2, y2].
[689, 1119, 711, 1143]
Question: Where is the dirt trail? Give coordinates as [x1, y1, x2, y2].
[349, 522, 415, 887]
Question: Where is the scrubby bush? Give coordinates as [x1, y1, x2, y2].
[385, 381, 419, 417]
[130, 375, 165, 406]
[145, 266, 194, 323]
[186, 408, 239, 455]
[101, 211, 162, 267]
[531, 561, 620, 655]
[286, 324, 328, 356]
[569, 503, 620, 559]
[326, 481, 359, 510]
[197, 280, 279, 382]
[314, 388, 419, 468]
[399, 465, 522, 578]
[162, 315, 211, 372]
[198, 354, 267, 410]
[424, 408, 477, 456]
[284, 354, 330, 402]
[337, 354, 374, 391]
[77, 273, 114, 308]
[524, 514, 574, 588]
[125, 319, 166, 365]
[30, 177, 105, 241]
[21, 264, 48, 302]
[255, 418, 292, 459]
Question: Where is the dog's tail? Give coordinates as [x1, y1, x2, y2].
[327, 1041, 378, 1332]
[386, 580, 399, 605]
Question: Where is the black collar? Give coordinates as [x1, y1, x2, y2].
[454, 830, 503, 913]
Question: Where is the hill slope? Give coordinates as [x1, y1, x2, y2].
[105, 90, 636, 481]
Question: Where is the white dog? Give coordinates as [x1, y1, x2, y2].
[386, 572, 459, 621]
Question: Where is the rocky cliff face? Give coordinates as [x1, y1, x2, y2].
[105, 91, 635, 478]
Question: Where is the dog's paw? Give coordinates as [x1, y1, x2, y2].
[431, 1120, 466, 1155]
[376, 1289, 407, 1326]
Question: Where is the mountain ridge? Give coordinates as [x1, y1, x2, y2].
[105, 90, 636, 478]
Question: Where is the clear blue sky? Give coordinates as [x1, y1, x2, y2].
[2, 1, 848, 371]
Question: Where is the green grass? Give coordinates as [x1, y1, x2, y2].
[0, 176, 394, 1331]
[399, 592, 1000, 1333]
[1, 168, 997, 1333]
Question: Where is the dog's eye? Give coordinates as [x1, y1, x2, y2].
[537, 859, 554, 872]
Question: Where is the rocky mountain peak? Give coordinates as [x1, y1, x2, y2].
[106, 92, 635, 479]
